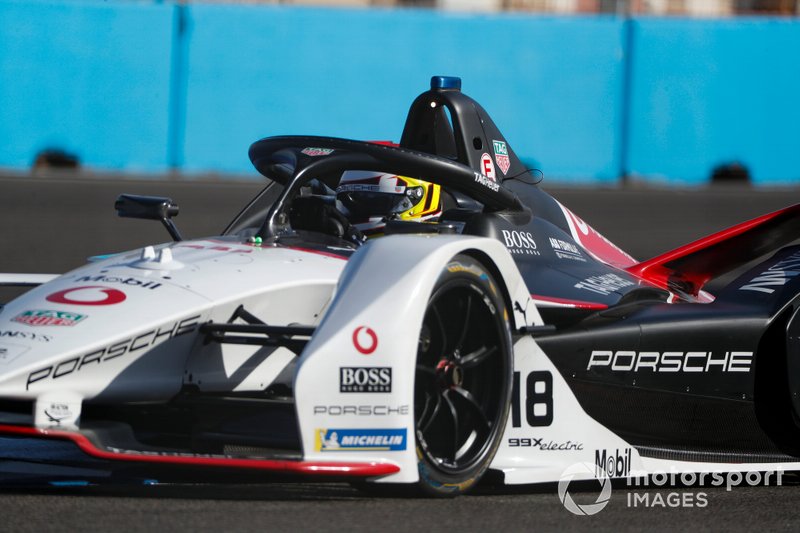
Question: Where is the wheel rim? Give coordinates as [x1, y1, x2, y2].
[415, 278, 508, 474]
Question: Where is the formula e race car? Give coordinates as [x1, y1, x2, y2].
[3, 76, 800, 496]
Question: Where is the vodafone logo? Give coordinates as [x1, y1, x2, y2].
[568, 210, 590, 235]
[353, 326, 378, 355]
[480, 153, 496, 181]
[46, 286, 127, 306]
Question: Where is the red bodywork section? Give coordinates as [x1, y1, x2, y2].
[559, 205, 637, 270]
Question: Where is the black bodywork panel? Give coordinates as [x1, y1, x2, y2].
[537, 246, 800, 459]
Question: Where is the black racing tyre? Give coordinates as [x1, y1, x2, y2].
[412, 254, 513, 497]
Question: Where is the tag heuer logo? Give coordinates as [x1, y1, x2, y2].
[492, 140, 508, 156]
[12, 310, 87, 327]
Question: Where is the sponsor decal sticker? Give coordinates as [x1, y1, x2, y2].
[12, 310, 87, 327]
[46, 286, 126, 306]
[739, 250, 800, 294]
[352, 326, 378, 355]
[447, 261, 487, 278]
[596, 448, 633, 478]
[574, 273, 633, 296]
[74, 275, 162, 290]
[0, 330, 52, 342]
[473, 172, 500, 192]
[492, 140, 510, 175]
[0, 342, 30, 364]
[587, 350, 753, 373]
[492, 140, 508, 156]
[513, 299, 533, 327]
[43, 403, 75, 426]
[549, 237, 586, 262]
[34, 392, 83, 429]
[560, 205, 636, 269]
[315, 428, 407, 451]
[480, 153, 496, 181]
[340, 367, 391, 392]
[501, 230, 540, 256]
[313, 405, 409, 416]
[26, 315, 200, 389]
[301, 147, 334, 157]
[508, 438, 584, 451]
[574, 216, 589, 235]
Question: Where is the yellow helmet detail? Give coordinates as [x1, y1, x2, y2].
[336, 171, 442, 235]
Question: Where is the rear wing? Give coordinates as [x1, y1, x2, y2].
[626, 204, 800, 297]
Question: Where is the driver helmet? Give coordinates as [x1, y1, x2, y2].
[336, 171, 442, 236]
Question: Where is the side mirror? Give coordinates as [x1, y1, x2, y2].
[115, 194, 183, 241]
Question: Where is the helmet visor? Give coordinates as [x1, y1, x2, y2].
[337, 189, 415, 219]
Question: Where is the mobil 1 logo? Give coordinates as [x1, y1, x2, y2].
[340, 367, 392, 393]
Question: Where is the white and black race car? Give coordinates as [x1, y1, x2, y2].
[2, 76, 800, 496]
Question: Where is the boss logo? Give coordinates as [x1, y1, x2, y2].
[340, 367, 392, 393]
[501, 230, 540, 256]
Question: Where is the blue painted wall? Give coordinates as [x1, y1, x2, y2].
[627, 18, 800, 185]
[0, 0, 174, 171]
[1, 0, 799, 184]
[181, 7, 624, 181]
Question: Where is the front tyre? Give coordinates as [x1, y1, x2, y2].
[413, 254, 513, 496]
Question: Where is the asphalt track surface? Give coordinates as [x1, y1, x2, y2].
[2, 173, 800, 532]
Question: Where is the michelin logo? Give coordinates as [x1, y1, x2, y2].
[315, 428, 407, 452]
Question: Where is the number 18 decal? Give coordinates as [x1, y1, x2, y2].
[511, 371, 553, 427]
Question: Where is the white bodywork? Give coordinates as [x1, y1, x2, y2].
[0, 237, 345, 402]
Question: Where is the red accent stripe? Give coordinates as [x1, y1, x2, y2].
[367, 141, 399, 147]
[531, 294, 608, 310]
[0, 424, 399, 477]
